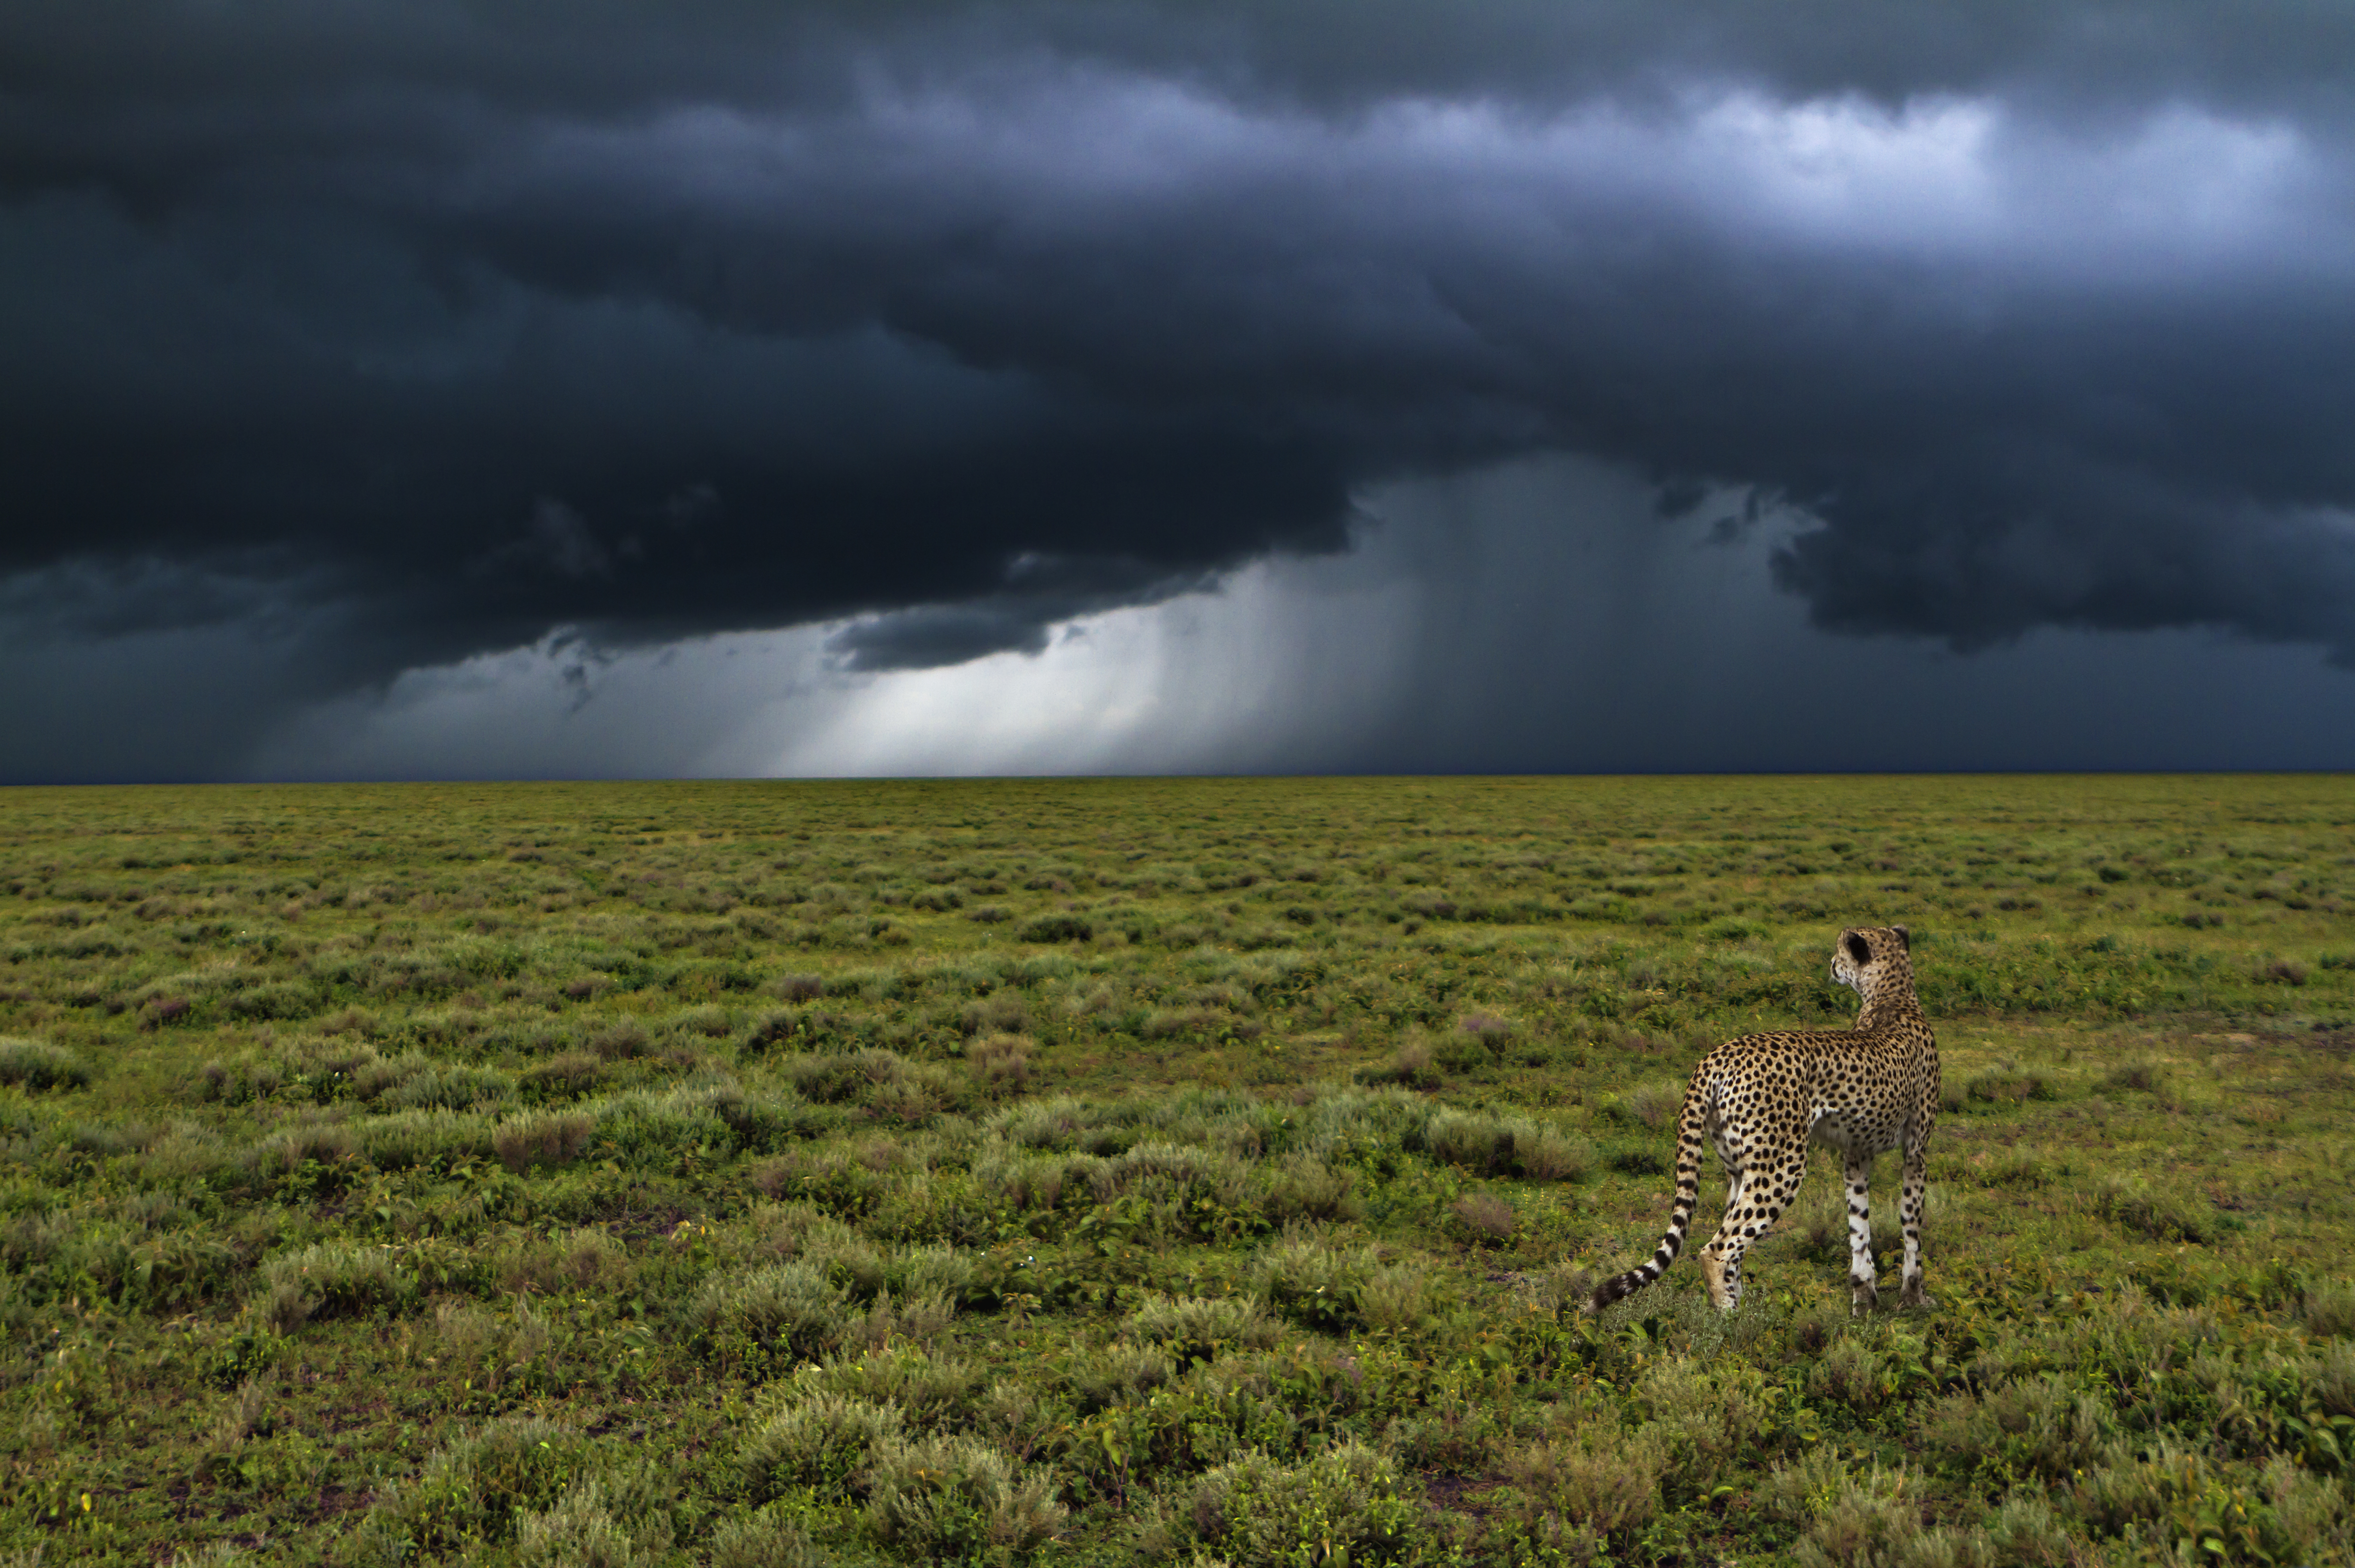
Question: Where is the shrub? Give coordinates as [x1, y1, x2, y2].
[1517, 1128, 1595, 1182]
[971, 1149, 1071, 1212]
[1500, 1427, 1670, 1540]
[260, 1241, 412, 1330]
[1262, 1155, 1361, 1223]
[588, 1019, 651, 1061]
[1458, 1012, 1514, 1045]
[512, 1478, 673, 1568]
[1978, 1493, 2074, 1568]
[521, 1051, 607, 1100]
[1624, 1081, 1685, 1130]
[711, 1510, 826, 1568]
[1250, 1235, 1375, 1330]
[1424, 1108, 1589, 1182]
[1451, 1192, 1516, 1245]
[1635, 1357, 1765, 1492]
[385, 1064, 515, 1112]
[686, 1263, 849, 1365]
[1358, 1264, 1438, 1334]
[354, 1415, 587, 1563]
[1189, 1443, 1415, 1568]
[890, 1243, 975, 1302]
[2305, 1281, 2355, 1339]
[1965, 1069, 2054, 1107]
[501, 1228, 629, 1296]
[495, 1110, 596, 1172]
[1018, 914, 1093, 944]
[2092, 1177, 2215, 1243]
[960, 994, 1029, 1036]
[358, 1108, 496, 1170]
[1066, 1343, 1177, 1414]
[1789, 1465, 1933, 1568]
[1425, 1108, 1512, 1172]
[792, 1345, 982, 1423]
[0, 1038, 92, 1091]
[2102, 1059, 2168, 1095]
[969, 1035, 1031, 1093]
[2313, 1340, 2355, 1419]
[1129, 1294, 1283, 1363]
[1105, 1140, 1252, 1212]
[800, 1226, 891, 1298]
[249, 1122, 360, 1180]
[865, 1434, 1065, 1561]
[1918, 1375, 2109, 1482]
[739, 1393, 905, 1501]
[1359, 1033, 1440, 1089]
[1810, 1338, 1893, 1415]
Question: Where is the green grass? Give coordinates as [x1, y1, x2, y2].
[0, 774, 2351, 1566]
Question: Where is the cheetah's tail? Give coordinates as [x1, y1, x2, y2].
[1587, 1073, 1709, 1313]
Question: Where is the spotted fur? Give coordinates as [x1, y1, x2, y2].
[1588, 925, 1938, 1316]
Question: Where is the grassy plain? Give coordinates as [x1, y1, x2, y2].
[1, 774, 2352, 1568]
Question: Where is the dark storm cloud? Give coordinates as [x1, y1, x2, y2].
[6, 0, 2355, 765]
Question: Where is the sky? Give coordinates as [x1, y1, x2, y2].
[7, 1, 2355, 781]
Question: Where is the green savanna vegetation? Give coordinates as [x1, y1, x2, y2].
[2, 775, 2352, 1567]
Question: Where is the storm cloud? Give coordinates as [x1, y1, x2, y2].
[5, 1, 2355, 777]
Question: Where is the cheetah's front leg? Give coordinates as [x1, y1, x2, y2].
[1844, 1151, 1878, 1316]
[1896, 1135, 1933, 1309]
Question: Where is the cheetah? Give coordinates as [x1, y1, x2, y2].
[1588, 925, 1938, 1317]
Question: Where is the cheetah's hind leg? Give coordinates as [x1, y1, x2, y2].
[1697, 1242, 1734, 1312]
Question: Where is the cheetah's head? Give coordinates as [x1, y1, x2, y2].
[1830, 924, 1911, 994]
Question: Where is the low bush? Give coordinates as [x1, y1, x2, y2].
[1188, 1442, 1416, 1568]
[1018, 914, 1093, 944]
[969, 1034, 1031, 1093]
[519, 1050, 607, 1100]
[512, 1478, 673, 1568]
[1250, 1235, 1375, 1330]
[260, 1241, 413, 1330]
[739, 1393, 905, 1501]
[2092, 1176, 2215, 1244]
[865, 1434, 1066, 1562]
[0, 1037, 92, 1091]
[1262, 1154, 1361, 1223]
[494, 1109, 597, 1171]
[1066, 1343, 1177, 1413]
[1965, 1068, 2055, 1106]
[792, 1344, 982, 1423]
[359, 1108, 497, 1170]
[686, 1262, 850, 1366]
[2306, 1281, 2355, 1339]
[1499, 1426, 1670, 1540]
[1357, 1263, 1438, 1334]
[1451, 1192, 1516, 1244]
[711, 1510, 826, 1568]
[1787, 1465, 1933, 1568]
[1917, 1374, 2110, 1482]
[1129, 1293, 1282, 1363]
[354, 1415, 591, 1564]
[2102, 1058, 2169, 1095]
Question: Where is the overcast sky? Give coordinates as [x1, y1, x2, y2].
[7, 1, 2355, 781]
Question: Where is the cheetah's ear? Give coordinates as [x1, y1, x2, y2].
[1844, 930, 1872, 966]
[1890, 924, 1910, 951]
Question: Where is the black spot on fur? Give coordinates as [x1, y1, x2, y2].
[1845, 931, 1872, 965]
